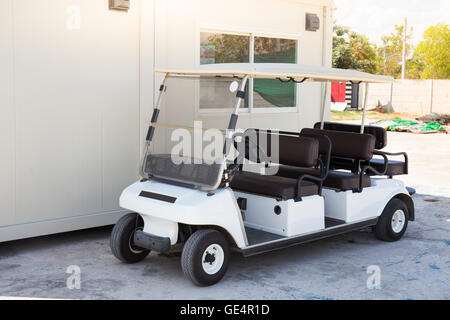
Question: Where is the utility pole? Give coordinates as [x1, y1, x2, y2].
[401, 17, 407, 80]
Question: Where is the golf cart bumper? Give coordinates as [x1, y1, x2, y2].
[133, 230, 171, 253]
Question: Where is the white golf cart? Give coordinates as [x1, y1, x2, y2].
[111, 64, 415, 286]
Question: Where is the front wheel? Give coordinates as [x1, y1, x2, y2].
[374, 198, 409, 242]
[110, 213, 150, 263]
[181, 229, 230, 286]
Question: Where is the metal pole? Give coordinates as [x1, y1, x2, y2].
[320, 81, 329, 129]
[361, 82, 369, 133]
[401, 17, 407, 80]
[155, 74, 169, 111]
[233, 76, 249, 115]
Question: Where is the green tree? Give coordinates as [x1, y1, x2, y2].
[378, 24, 413, 78]
[333, 26, 379, 74]
[412, 24, 450, 79]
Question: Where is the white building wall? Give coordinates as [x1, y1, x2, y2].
[154, 0, 333, 132]
[0, 0, 142, 240]
[0, 0, 332, 241]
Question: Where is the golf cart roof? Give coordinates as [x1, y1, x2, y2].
[155, 63, 393, 84]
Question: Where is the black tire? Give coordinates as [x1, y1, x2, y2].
[374, 198, 409, 242]
[110, 213, 150, 263]
[181, 229, 230, 286]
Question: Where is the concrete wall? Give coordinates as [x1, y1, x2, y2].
[365, 80, 450, 115]
[0, 0, 142, 240]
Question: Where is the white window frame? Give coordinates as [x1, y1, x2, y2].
[196, 25, 301, 115]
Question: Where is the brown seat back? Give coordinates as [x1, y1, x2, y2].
[314, 122, 387, 150]
[241, 130, 319, 168]
[301, 128, 375, 161]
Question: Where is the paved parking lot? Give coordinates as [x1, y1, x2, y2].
[0, 131, 449, 300]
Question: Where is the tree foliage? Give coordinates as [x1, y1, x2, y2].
[412, 24, 450, 79]
[333, 26, 379, 74]
[377, 24, 414, 78]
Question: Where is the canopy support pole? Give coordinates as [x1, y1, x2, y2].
[320, 81, 330, 130]
[233, 76, 249, 115]
[361, 82, 369, 133]
[140, 73, 169, 180]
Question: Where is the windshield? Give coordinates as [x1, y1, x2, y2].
[141, 76, 245, 190]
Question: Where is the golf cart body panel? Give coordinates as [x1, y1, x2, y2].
[120, 180, 248, 248]
[234, 191, 325, 237]
[322, 178, 409, 223]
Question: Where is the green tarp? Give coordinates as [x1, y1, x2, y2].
[375, 119, 447, 133]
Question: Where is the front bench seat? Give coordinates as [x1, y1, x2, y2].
[230, 133, 321, 200]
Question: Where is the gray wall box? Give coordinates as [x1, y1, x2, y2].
[306, 13, 320, 31]
[110, 0, 130, 11]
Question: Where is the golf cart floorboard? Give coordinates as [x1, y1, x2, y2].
[245, 218, 348, 246]
[325, 217, 346, 228]
[242, 217, 378, 257]
[245, 227, 285, 246]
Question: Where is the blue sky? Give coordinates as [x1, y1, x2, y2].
[333, 0, 450, 45]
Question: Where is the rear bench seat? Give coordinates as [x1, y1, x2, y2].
[230, 132, 322, 201]
[313, 122, 408, 177]
[277, 128, 376, 192]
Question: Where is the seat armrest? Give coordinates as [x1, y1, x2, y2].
[293, 159, 327, 201]
[371, 151, 389, 175]
[295, 174, 323, 202]
[374, 150, 409, 175]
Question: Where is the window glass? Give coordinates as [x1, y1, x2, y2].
[199, 33, 297, 110]
[199, 77, 248, 110]
[200, 32, 250, 64]
[200, 32, 250, 109]
[254, 37, 297, 108]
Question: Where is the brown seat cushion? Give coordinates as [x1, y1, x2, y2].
[370, 158, 407, 176]
[230, 171, 319, 200]
[275, 165, 371, 191]
[324, 171, 371, 191]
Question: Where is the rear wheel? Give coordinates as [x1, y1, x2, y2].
[374, 198, 409, 242]
[110, 213, 150, 263]
[181, 229, 230, 286]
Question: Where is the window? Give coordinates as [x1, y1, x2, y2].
[199, 31, 298, 112]
[253, 37, 297, 108]
[200, 32, 249, 110]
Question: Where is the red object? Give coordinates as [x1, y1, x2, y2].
[331, 82, 346, 103]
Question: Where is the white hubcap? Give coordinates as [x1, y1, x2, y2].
[391, 210, 406, 233]
[202, 244, 224, 275]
